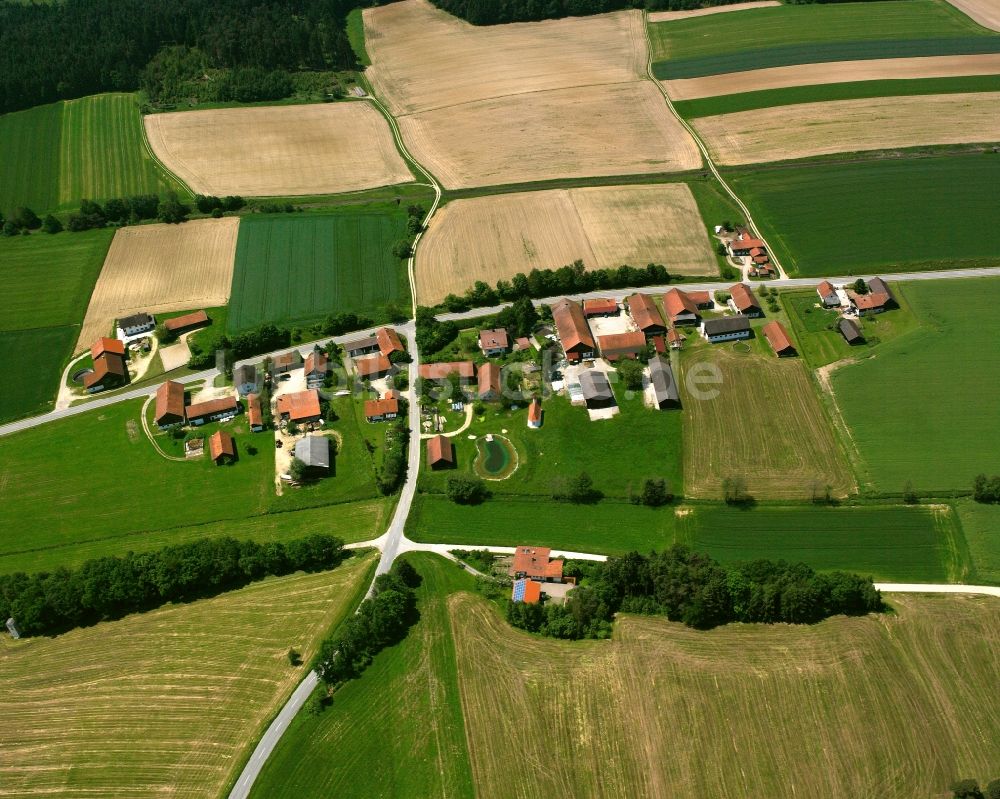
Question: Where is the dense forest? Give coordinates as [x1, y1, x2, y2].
[0, 0, 389, 115]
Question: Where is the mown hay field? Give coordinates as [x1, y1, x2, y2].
[143, 102, 413, 198]
[77, 217, 238, 349]
[831, 279, 1000, 494]
[648, 0, 779, 22]
[664, 53, 1000, 100]
[681, 344, 855, 500]
[0, 93, 184, 216]
[956, 501, 1000, 584]
[0, 554, 376, 799]
[251, 553, 476, 799]
[228, 211, 409, 331]
[693, 91, 1000, 165]
[449, 591, 1000, 799]
[416, 184, 715, 303]
[728, 155, 1000, 275]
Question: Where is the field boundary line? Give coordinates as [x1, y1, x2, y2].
[135, 98, 195, 199]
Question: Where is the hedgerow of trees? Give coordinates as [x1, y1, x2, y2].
[187, 323, 291, 369]
[0, 534, 346, 637]
[507, 545, 883, 639]
[951, 778, 1000, 799]
[376, 405, 411, 495]
[972, 474, 1000, 504]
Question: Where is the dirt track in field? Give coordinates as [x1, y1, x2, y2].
[144, 103, 413, 197]
[665, 53, 1000, 100]
[648, 1, 780, 22]
[693, 91, 1000, 165]
[363, 0, 700, 189]
[416, 184, 715, 304]
[77, 218, 238, 350]
[944, 0, 1000, 31]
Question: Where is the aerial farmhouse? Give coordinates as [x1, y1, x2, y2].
[729, 283, 764, 318]
[365, 394, 399, 422]
[626, 293, 666, 337]
[702, 315, 751, 343]
[817, 281, 840, 307]
[208, 430, 237, 465]
[84, 337, 128, 393]
[479, 328, 510, 357]
[305, 350, 329, 388]
[509, 546, 564, 582]
[356, 354, 392, 380]
[762, 321, 796, 357]
[849, 277, 897, 315]
[426, 434, 454, 469]
[186, 395, 238, 426]
[664, 288, 701, 326]
[118, 312, 155, 337]
[376, 327, 405, 357]
[276, 389, 322, 425]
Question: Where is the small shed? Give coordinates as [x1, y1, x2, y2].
[838, 317, 865, 345]
[426, 434, 454, 469]
[208, 430, 236, 465]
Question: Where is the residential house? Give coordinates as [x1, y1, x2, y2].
[234, 364, 257, 396]
[364, 395, 399, 422]
[294, 435, 331, 474]
[164, 310, 209, 334]
[551, 298, 596, 362]
[597, 331, 646, 362]
[579, 370, 615, 409]
[478, 361, 502, 401]
[527, 397, 543, 429]
[729, 283, 764, 318]
[246, 393, 264, 431]
[375, 327, 405, 357]
[582, 298, 618, 317]
[426, 434, 454, 469]
[479, 327, 510, 357]
[208, 430, 236, 465]
[118, 312, 155, 337]
[83, 351, 127, 393]
[344, 335, 379, 359]
[850, 277, 896, 315]
[762, 320, 796, 357]
[663, 288, 701, 326]
[186, 394, 238, 426]
[356, 354, 392, 380]
[509, 546, 563, 582]
[702, 316, 751, 343]
[626, 293, 666, 337]
[511, 578, 542, 604]
[838, 317, 865, 345]
[728, 229, 767, 257]
[687, 291, 714, 309]
[154, 380, 186, 427]
[418, 361, 476, 384]
[276, 389, 322, 425]
[648, 355, 680, 409]
[817, 281, 840, 307]
[271, 350, 303, 374]
[305, 350, 329, 388]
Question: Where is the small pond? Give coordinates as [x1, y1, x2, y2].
[474, 435, 518, 480]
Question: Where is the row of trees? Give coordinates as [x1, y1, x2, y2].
[188, 323, 292, 369]
[951, 779, 1000, 799]
[376, 405, 411, 495]
[972, 473, 1000, 504]
[508, 545, 883, 638]
[391, 204, 427, 260]
[0, 534, 346, 637]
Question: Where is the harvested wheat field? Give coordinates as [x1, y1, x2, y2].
[665, 53, 1000, 100]
[77, 217, 238, 349]
[694, 91, 1000, 165]
[0, 555, 375, 799]
[399, 83, 701, 189]
[945, 0, 1000, 31]
[648, 0, 780, 22]
[144, 103, 412, 197]
[681, 346, 855, 499]
[417, 184, 715, 303]
[363, 0, 646, 116]
[449, 591, 1000, 799]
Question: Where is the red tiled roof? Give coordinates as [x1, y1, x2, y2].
[582, 298, 618, 316]
[729, 283, 761, 313]
[90, 337, 125, 360]
[209, 430, 236, 461]
[652, 335, 666, 353]
[84, 352, 127, 388]
[852, 291, 891, 310]
[479, 328, 509, 351]
[509, 546, 563, 581]
[513, 336, 532, 351]
[426, 434, 454, 466]
[626, 293, 665, 331]
[155, 380, 185, 423]
[247, 393, 263, 427]
[419, 361, 475, 380]
[528, 397, 542, 425]
[663, 288, 699, 321]
[356, 354, 391, 379]
[597, 331, 646, 360]
[762, 321, 794, 354]
[687, 291, 712, 307]
[186, 394, 238, 421]
[276, 390, 321, 422]
[365, 396, 399, 418]
[376, 327, 404, 356]
[164, 310, 209, 332]
[817, 281, 836, 297]
[551, 298, 595, 354]
[478, 361, 501, 395]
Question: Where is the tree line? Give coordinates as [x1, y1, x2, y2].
[972, 474, 1000, 504]
[951, 779, 1000, 799]
[507, 545, 883, 639]
[0, 534, 346, 637]
[187, 323, 292, 369]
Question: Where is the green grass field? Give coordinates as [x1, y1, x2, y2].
[0, 553, 377, 799]
[228, 209, 410, 331]
[250, 552, 476, 799]
[832, 279, 1000, 494]
[0, 93, 186, 216]
[955, 501, 1000, 584]
[728, 155, 1000, 276]
[674, 74, 1000, 119]
[649, 0, 1000, 78]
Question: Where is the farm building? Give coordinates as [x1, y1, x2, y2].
[667, 327, 685, 350]
[208, 430, 236, 465]
[817, 281, 840, 307]
[687, 291, 714, 309]
[118, 312, 155, 337]
[528, 397, 543, 428]
[164, 310, 210, 334]
[850, 277, 897, 315]
[419, 361, 476, 384]
[597, 331, 646, 362]
[663, 288, 701, 326]
[648, 355, 680, 410]
[90, 337, 126, 361]
[356, 354, 392, 380]
[294, 435, 331, 473]
[305, 350, 329, 388]
[83, 351, 127, 393]
[154, 380, 186, 427]
[246, 393, 264, 431]
[626, 293, 666, 336]
[426, 434, 454, 469]
[276, 389, 322, 424]
[186, 395, 238, 426]
[376, 327, 405, 357]
[511, 579, 542, 604]
[513, 336, 532, 352]
[234, 364, 257, 396]
[478, 362, 501, 401]
[551, 298, 596, 362]
[344, 335, 379, 359]
[364, 395, 399, 422]
[509, 546, 563, 582]
[271, 350, 303, 374]
[702, 315, 751, 343]
[729, 283, 764, 317]
[839, 317, 865, 345]
[579, 370, 615, 409]
[582, 298, 618, 317]
[479, 328, 510, 357]
[728, 228, 767, 257]
[762, 321, 796, 357]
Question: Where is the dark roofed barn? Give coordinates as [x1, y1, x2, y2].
[838, 317, 865, 345]
[579, 370, 615, 409]
[648, 355, 680, 409]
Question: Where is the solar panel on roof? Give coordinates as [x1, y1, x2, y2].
[512, 580, 526, 602]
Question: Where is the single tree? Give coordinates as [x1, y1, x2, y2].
[289, 456, 307, 482]
[42, 214, 63, 234]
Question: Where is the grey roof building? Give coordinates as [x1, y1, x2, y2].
[579, 370, 615, 409]
[702, 315, 751, 342]
[294, 435, 330, 470]
[648, 355, 680, 409]
[118, 312, 155, 335]
[838, 317, 864, 344]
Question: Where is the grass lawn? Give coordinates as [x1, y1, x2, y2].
[955, 501, 1000, 585]
[250, 552, 476, 799]
[228, 207, 411, 332]
[448, 589, 1000, 798]
[346, 7, 371, 67]
[649, 0, 1000, 78]
[831, 279, 1000, 493]
[728, 154, 1000, 276]
[0, 397, 390, 574]
[0, 553, 377, 799]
